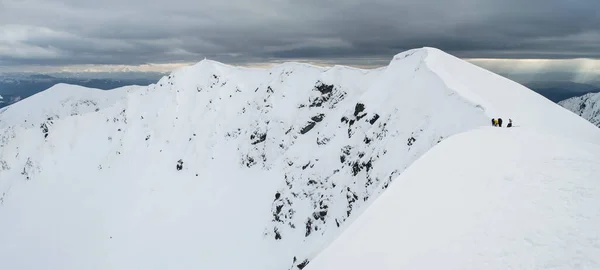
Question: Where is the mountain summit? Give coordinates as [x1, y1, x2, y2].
[0, 48, 599, 270]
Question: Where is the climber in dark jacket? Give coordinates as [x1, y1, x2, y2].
[498, 118, 503, 127]
[491, 118, 496, 127]
[507, 119, 513, 128]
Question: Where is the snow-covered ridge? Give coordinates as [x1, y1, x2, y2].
[421, 47, 599, 142]
[559, 92, 600, 128]
[0, 47, 599, 270]
[307, 127, 600, 270]
[0, 83, 140, 129]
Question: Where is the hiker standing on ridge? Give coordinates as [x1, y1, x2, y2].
[176, 159, 184, 171]
[498, 118, 503, 127]
[492, 118, 498, 127]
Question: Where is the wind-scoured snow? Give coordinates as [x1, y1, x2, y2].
[307, 127, 600, 270]
[0, 47, 599, 270]
[559, 92, 600, 128]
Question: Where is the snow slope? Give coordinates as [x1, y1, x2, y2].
[307, 127, 600, 270]
[559, 92, 600, 128]
[422, 48, 600, 141]
[0, 83, 139, 129]
[0, 47, 599, 270]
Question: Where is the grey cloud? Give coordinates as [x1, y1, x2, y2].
[1, 0, 600, 69]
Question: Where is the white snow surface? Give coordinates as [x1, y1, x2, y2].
[0, 47, 599, 270]
[421, 48, 600, 141]
[307, 127, 600, 270]
[0, 83, 139, 128]
[559, 92, 600, 128]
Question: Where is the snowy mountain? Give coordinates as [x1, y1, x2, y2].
[0, 47, 599, 270]
[307, 127, 600, 270]
[559, 92, 600, 128]
[0, 84, 140, 128]
[0, 73, 160, 109]
[525, 81, 600, 102]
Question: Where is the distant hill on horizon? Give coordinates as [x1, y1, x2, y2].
[0, 73, 163, 109]
[524, 81, 600, 102]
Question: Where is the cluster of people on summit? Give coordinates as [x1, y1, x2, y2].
[491, 118, 512, 128]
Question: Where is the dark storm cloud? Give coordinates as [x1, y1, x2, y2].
[1, 0, 600, 69]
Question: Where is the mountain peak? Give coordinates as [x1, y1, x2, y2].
[0, 48, 598, 270]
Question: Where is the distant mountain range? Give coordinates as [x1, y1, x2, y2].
[524, 81, 600, 102]
[0, 73, 162, 109]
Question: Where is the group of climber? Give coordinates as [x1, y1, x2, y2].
[491, 118, 512, 128]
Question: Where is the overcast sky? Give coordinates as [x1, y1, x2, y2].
[1, 0, 599, 81]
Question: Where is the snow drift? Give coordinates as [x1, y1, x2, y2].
[0, 47, 599, 270]
[307, 127, 600, 270]
[559, 92, 600, 128]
